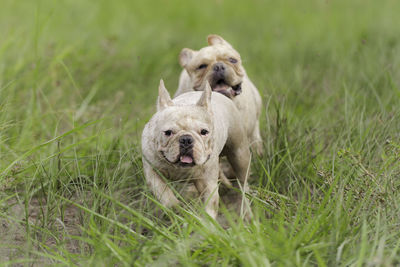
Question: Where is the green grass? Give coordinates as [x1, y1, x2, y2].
[1, 0, 400, 265]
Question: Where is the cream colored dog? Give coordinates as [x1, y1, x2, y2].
[175, 34, 263, 154]
[142, 80, 251, 219]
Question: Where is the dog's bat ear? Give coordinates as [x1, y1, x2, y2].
[157, 79, 173, 111]
[197, 82, 212, 113]
[207, 34, 232, 47]
[179, 48, 195, 67]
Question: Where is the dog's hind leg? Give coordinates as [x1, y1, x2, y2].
[250, 120, 264, 156]
[226, 137, 253, 220]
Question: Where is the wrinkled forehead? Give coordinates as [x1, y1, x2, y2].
[157, 106, 212, 130]
[194, 45, 240, 61]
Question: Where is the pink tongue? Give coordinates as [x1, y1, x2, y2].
[180, 155, 193, 164]
[213, 83, 230, 91]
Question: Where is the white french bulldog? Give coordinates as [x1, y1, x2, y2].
[142, 80, 251, 219]
[175, 34, 263, 154]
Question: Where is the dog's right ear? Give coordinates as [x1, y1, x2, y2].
[157, 79, 173, 111]
[179, 48, 195, 67]
[207, 34, 232, 48]
[197, 81, 212, 114]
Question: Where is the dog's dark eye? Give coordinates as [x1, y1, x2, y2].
[197, 64, 208, 70]
[229, 57, 238, 64]
[164, 130, 173, 136]
[200, 129, 209, 136]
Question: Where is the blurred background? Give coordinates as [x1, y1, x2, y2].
[2, 0, 399, 130]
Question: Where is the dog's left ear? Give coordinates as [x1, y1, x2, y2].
[157, 79, 173, 111]
[207, 34, 232, 48]
[197, 82, 212, 114]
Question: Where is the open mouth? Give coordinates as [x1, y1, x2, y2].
[161, 151, 195, 167]
[211, 79, 242, 98]
[179, 154, 195, 167]
[211, 79, 232, 98]
[212, 79, 230, 91]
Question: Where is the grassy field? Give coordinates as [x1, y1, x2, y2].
[1, 0, 400, 265]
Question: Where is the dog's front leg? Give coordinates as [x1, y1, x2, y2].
[143, 160, 179, 208]
[194, 162, 219, 219]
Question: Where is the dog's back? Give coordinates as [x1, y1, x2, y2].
[173, 91, 245, 154]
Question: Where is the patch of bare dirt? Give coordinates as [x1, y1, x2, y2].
[0, 196, 84, 265]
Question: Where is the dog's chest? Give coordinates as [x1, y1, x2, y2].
[161, 166, 202, 182]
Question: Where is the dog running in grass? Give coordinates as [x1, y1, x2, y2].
[141, 80, 252, 219]
[175, 34, 263, 155]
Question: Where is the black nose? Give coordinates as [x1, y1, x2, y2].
[179, 135, 194, 147]
[213, 63, 225, 72]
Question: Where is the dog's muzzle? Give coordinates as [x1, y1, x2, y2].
[178, 135, 195, 166]
[209, 63, 242, 98]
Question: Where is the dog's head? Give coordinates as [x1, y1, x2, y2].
[179, 34, 245, 99]
[154, 80, 214, 167]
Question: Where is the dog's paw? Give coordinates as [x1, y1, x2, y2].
[251, 141, 264, 157]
